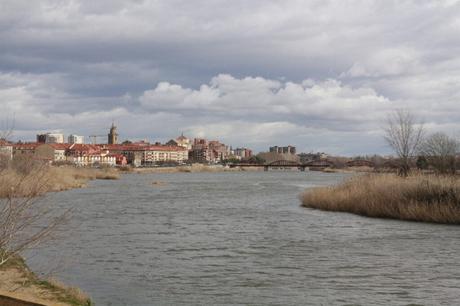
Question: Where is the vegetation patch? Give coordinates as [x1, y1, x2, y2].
[0, 162, 119, 199]
[301, 174, 460, 224]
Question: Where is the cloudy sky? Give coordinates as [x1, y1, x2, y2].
[1, 0, 460, 155]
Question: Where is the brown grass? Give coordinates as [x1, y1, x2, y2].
[301, 174, 460, 224]
[0, 164, 119, 198]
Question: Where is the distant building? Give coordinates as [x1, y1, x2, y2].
[36, 133, 65, 144]
[130, 140, 150, 146]
[270, 145, 296, 155]
[0, 140, 13, 160]
[112, 154, 128, 166]
[13, 143, 40, 158]
[189, 138, 229, 163]
[103, 144, 188, 166]
[175, 133, 192, 150]
[209, 141, 228, 161]
[166, 139, 179, 146]
[66, 144, 116, 166]
[68, 134, 84, 144]
[36, 134, 47, 143]
[234, 148, 252, 159]
[45, 133, 64, 144]
[108, 123, 118, 145]
[189, 138, 211, 162]
[35, 143, 69, 162]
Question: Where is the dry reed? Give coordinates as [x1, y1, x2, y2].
[301, 174, 460, 224]
[46, 277, 91, 305]
[0, 165, 119, 198]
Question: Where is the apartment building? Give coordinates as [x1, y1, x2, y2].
[141, 145, 188, 165]
[68, 134, 84, 144]
[105, 144, 188, 166]
[189, 138, 229, 163]
[269, 145, 296, 155]
[45, 133, 65, 144]
[234, 147, 253, 159]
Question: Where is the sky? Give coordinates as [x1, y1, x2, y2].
[1, 0, 460, 155]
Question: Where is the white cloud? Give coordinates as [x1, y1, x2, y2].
[140, 74, 391, 126]
[345, 48, 421, 78]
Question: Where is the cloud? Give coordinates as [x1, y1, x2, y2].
[344, 48, 421, 78]
[2, 1, 460, 154]
[140, 74, 391, 129]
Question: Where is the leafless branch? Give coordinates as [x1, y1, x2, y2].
[420, 132, 459, 174]
[383, 109, 424, 176]
[0, 117, 70, 266]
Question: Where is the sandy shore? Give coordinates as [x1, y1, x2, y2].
[0, 255, 90, 306]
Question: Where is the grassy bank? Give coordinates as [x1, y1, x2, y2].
[0, 165, 119, 198]
[0, 254, 91, 306]
[301, 174, 460, 224]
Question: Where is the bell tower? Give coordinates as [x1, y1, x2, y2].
[108, 122, 118, 144]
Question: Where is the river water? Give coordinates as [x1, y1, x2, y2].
[28, 171, 460, 306]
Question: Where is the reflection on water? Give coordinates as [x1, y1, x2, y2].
[28, 171, 460, 305]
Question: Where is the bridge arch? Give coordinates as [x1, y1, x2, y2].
[267, 160, 300, 166]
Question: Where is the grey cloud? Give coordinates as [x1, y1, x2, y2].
[1, 0, 460, 154]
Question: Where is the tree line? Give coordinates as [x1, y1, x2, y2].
[385, 109, 458, 176]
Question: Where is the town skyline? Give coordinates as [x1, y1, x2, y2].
[9, 121, 334, 156]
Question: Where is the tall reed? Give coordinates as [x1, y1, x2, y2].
[301, 174, 460, 224]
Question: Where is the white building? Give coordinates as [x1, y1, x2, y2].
[67, 154, 116, 167]
[0, 140, 13, 160]
[175, 133, 192, 150]
[45, 133, 64, 144]
[68, 134, 84, 144]
[141, 145, 189, 165]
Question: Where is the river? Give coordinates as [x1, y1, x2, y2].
[27, 171, 460, 305]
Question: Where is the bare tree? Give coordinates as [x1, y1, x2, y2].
[0, 113, 14, 141]
[0, 117, 69, 266]
[420, 132, 458, 174]
[0, 170, 70, 266]
[384, 109, 424, 176]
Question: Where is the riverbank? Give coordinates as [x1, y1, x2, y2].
[133, 163, 263, 174]
[0, 166, 119, 198]
[301, 174, 460, 224]
[322, 166, 375, 173]
[0, 254, 91, 306]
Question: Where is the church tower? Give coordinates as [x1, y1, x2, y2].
[108, 122, 118, 144]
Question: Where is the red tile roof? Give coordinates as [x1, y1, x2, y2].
[68, 144, 101, 152]
[0, 139, 13, 146]
[46, 143, 72, 150]
[13, 143, 41, 149]
[104, 144, 187, 152]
